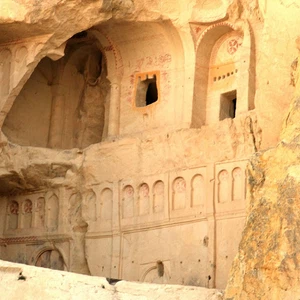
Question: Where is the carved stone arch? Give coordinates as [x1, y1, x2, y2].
[140, 262, 170, 283]
[89, 29, 123, 81]
[28, 244, 68, 271]
[192, 22, 241, 127]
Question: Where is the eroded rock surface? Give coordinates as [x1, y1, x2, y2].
[0, 0, 299, 296]
[225, 41, 300, 300]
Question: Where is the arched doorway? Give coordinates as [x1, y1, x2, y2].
[35, 249, 65, 271]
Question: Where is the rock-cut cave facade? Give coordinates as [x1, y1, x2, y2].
[0, 0, 298, 291]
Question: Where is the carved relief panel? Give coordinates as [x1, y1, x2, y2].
[209, 32, 243, 89]
[83, 182, 116, 233]
[169, 167, 207, 219]
[5, 191, 60, 234]
[215, 160, 247, 214]
[120, 174, 169, 227]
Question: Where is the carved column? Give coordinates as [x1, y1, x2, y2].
[107, 81, 121, 137]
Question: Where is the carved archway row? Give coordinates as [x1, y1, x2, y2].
[217, 167, 246, 203]
[121, 180, 166, 219]
[83, 162, 247, 232]
[6, 192, 59, 231]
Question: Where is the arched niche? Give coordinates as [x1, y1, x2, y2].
[138, 183, 150, 216]
[46, 194, 59, 231]
[100, 188, 113, 222]
[218, 169, 230, 203]
[35, 248, 65, 271]
[192, 22, 252, 127]
[3, 31, 111, 149]
[191, 174, 205, 207]
[153, 180, 164, 213]
[22, 199, 33, 229]
[7, 200, 19, 230]
[122, 185, 134, 219]
[172, 177, 187, 210]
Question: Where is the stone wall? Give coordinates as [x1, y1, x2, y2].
[0, 0, 298, 295]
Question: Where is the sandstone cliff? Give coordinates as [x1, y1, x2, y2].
[225, 40, 300, 300]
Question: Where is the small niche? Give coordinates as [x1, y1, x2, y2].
[157, 261, 164, 277]
[219, 90, 237, 120]
[135, 74, 158, 107]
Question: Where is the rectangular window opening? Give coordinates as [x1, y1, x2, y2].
[219, 90, 237, 121]
[135, 74, 158, 107]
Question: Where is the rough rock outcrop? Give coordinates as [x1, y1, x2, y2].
[224, 40, 300, 300]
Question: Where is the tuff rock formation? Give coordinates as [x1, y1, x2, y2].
[225, 39, 300, 300]
[0, 0, 299, 298]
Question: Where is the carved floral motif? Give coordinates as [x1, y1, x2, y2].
[10, 202, 19, 214]
[24, 200, 32, 213]
[227, 39, 239, 55]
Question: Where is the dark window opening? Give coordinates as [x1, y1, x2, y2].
[219, 90, 237, 120]
[146, 81, 158, 105]
[136, 75, 158, 107]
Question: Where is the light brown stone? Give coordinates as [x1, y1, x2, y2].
[0, 0, 298, 298]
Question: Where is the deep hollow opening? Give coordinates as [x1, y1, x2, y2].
[3, 31, 110, 149]
[219, 90, 237, 120]
[146, 81, 158, 105]
[136, 75, 158, 107]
